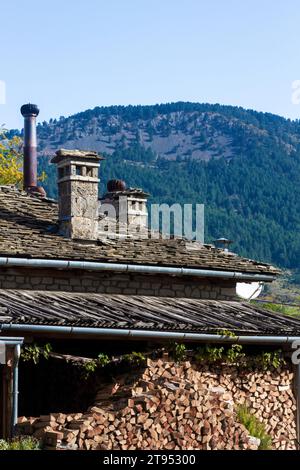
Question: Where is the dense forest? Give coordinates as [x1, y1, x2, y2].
[27, 102, 300, 270]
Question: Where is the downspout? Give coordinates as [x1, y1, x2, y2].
[0, 257, 277, 282]
[296, 363, 300, 449]
[11, 344, 21, 437]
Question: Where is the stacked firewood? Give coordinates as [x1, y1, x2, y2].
[194, 365, 297, 450]
[17, 360, 262, 450]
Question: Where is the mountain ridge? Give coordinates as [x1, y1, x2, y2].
[12, 101, 300, 270]
[35, 102, 300, 161]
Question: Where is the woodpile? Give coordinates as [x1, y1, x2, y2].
[16, 360, 297, 450]
[202, 365, 297, 450]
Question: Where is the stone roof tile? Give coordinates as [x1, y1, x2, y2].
[0, 186, 280, 275]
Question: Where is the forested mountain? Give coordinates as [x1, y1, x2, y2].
[26, 102, 300, 270]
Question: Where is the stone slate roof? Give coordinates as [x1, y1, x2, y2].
[51, 149, 104, 163]
[0, 290, 299, 335]
[0, 186, 279, 275]
[101, 188, 150, 199]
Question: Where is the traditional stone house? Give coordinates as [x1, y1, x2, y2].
[0, 106, 300, 448]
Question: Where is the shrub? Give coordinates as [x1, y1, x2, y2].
[226, 344, 245, 364]
[97, 353, 110, 367]
[174, 343, 187, 362]
[195, 345, 224, 363]
[0, 436, 40, 451]
[123, 351, 146, 366]
[237, 405, 272, 450]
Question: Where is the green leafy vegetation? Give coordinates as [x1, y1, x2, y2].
[171, 343, 187, 362]
[21, 342, 286, 373]
[194, 344, 285, 369]
[0, 436, 40, 450]
[217, 329, 237, 338]
[80, 360, 98, 379]
[256, 351, 286, 370]
[123, 351, 147, 366]
[21, 343, 52, 365]
[260, 302, 300, 318]
[97, 353, 110, 366]
[195, 345, 224, 363]
[226, 344, 245, 364]
[78, 354, 109, 379]
[237, 405, 272, 450]
[0, 128, 23, 186]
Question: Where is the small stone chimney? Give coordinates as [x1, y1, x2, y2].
[99, 179, 149, 232]
[51, 149, 103, 240]
[214, 238, 234, 253]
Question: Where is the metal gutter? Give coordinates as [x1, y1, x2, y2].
[0, 323, 298, 344]
[0, 257, 277, 282]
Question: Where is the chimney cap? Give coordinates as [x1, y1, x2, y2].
[107, 179, 127, 192]
[214, 238, 233, 244]
[214, 238, 234, 252]
[20, 103, 40, 117]
[51, 148, 104, 164]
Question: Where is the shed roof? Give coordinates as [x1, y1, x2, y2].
[0, 290, 298, 336]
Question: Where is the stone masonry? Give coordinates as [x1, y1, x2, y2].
[0, 267, 237, 300]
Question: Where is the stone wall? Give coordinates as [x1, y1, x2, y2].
[16, 360, 297, 450]
[0, 267, 237, 300]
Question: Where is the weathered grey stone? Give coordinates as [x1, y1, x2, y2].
[185, 286, 192, 296]
[53, 150, 101, 240]
[138, 289, 155, 296]
[54, 149, 99, 159]
[122, 288, 137, 294]
[3, 282, 17, 289]
[106, 287, 122, 294]
[248, 436, 261, 447]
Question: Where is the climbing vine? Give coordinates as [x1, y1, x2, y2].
[195, 345, 224, 363]
[21, 343, 52, 365]
[254, 351, 286, 370]
[217, 329, 237, 339]
[226, 344, 246, 364]
[123, 352, 147, 366]
[169, 343, 187, 362]
[20, 342, 287, 378]
[193, 343, 285, 369]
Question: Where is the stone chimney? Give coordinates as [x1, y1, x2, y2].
[99, 179, 149, 233]
[51, 149, 103, 240]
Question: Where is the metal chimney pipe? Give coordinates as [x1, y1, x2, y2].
[20, 103, 45, 196]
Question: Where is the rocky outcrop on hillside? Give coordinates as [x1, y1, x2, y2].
[35, 102, 300, 162]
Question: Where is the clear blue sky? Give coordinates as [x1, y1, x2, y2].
[1, 0, 300, 128]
